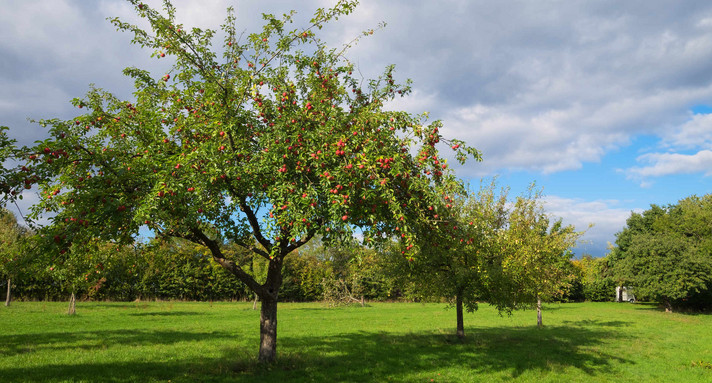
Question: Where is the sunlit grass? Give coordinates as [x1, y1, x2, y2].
[1, 301, 711, 382]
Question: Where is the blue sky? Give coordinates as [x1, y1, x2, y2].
[3, 0, 712, 257]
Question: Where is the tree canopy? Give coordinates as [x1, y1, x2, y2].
[608, 194, 712, 311]
[0, 208, 31, 306]
[394, 181, 582, 335]
[3, 0, 480, 362]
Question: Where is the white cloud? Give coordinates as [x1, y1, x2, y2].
[662, 113, 712, 149]
[626, 150, 712, 179]
[621, 109, 712, 184]
[6, 0, 712, 175]
[331, 1, 712, 176]
[543, 196, 638, 256]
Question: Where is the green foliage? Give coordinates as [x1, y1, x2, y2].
[4, 0, 480, 360]
[395, 181, 582, 319]
[0, 209, 25, 277]
[496, 186, 583, 309]
[571, 255, 615, 302]
[314, 238, 394, 305]
[0, 208, 33, 305]
[9, 235, 404, 303]
[0, 126, 20, 199]
[280, 251, 331, 302]
[393, 180, 509, 312]
[608, 194, 712, 311]
[7, 0, 478, 303]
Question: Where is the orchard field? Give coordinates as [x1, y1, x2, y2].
[1, 301, 711, 382]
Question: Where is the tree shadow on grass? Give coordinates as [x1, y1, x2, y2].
[0, 325, 632, 382]
[270, 325, 633, 381]
[632, 302, 712, 315]
[0, 357, 239, 383]
[561, 319, 633, 327]
[536, 304, 575, 311]
[127, 311, 203, 317]
[0, 329, 232, 358]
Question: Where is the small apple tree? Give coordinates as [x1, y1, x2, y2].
[0, 208, 29, 307]
[393, 182, 582, 335]
[500, 187, 582, 327]
[390, 180, 511, 338]
[6, 0, 479, 363]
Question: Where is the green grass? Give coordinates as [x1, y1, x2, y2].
[1, 301, 711, 382]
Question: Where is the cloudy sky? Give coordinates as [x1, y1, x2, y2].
[3, 0, 712, 257]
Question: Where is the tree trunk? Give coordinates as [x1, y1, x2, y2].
[456, 294, 465, 339]
[252, 294, 258, 310]
[67, 292, 76, 315]
[5, 278, 11, 307]
[258, 296, 278, 363]
[257, 257, 283, 363]
[536, 294, 543, 328]
[663, 298, 673, 313]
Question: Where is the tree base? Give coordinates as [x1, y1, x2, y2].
[67, 292, 76, 315]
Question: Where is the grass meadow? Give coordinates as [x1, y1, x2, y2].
[1, 301, 711, 382]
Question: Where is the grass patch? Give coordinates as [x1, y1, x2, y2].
[1, 301, 711, 382]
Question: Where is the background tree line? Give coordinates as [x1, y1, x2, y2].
[2, 184, 613, 307]
[8, 193, 712, 314]
[606, 194, 712, 312]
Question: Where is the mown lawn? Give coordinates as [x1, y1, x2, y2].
[1, 301, 711, 382]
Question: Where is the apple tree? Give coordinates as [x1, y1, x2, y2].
[6, 0, 480, 362]
[391, 180, 511, 338]
[0, 208, 30, 307]
[499, 187, 582, 327]
[398, 182, 582, 334]
[46, 239, 119, 315]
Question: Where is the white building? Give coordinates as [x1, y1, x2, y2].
[616, 286, 636, 302]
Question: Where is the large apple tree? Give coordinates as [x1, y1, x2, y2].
[6, 0, 480, 362]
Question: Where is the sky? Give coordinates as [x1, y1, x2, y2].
[3, 0, 712, 257]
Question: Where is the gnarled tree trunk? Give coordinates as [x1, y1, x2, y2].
[196, 226, 299, 363]
[259, 296, 278, 363]
[257, 257, 283, 363]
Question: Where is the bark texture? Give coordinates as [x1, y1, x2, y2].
[257, 257, 283, 363]
[536, 295, 543, 328]
[456, 294, 465, 339]
[67, 292, 76, 315]
[259, 297, 278, 363]
[5, 278, 10, 307]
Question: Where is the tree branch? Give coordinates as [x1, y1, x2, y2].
[188, 227, 265, 296]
